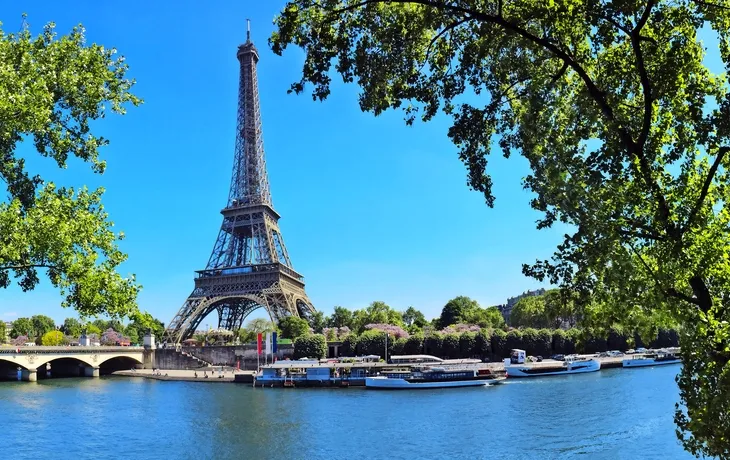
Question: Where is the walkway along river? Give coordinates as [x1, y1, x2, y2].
[0, 365, 691, 459]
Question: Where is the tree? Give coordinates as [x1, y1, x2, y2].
[0, 321, 5, 343]
[439, 296, 480, 327]
[60, 318, 83, 337]
[273, 3, 730, 454]
[245, 319, 276, 335]
[510, 296, 551, 329]
[0, 20, 141, 318]
[41, 330, 66, 346]
[278, 316, 310, 340]
[402, 306, 427, 328]
[473, 306, 506, 329]
[31, 315, 56, 337]
[329, 306, 354, 329]
[351, 301, 404, 333]
[124, 312, 164, 344]
[10, 317, 33, 338]
[308, 311, 327, 333]
[293, 334, 327, 359]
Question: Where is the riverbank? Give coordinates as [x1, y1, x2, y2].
[114, 368, 256, 382]
[113, 355, 638, 384]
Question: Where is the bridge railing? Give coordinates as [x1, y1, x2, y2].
[0, 346, 145, 354]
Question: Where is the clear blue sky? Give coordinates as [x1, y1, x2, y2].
[2, 1, 604, 325]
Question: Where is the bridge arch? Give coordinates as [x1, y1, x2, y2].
[172, 294, 276, 343]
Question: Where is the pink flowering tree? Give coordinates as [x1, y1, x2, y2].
[100, 328, 130, 345]
[364, 323, 409, 339]
[323, 326, 352, 341]
[11, 335, 28, 346]
[440, 324, 481, 334]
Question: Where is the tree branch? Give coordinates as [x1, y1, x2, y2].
[0, 264, 58, 271]
[618, 228, 665, 241]
[692, 0, 730, 11]
[632, 0, 655, 150]
[683, 146, 729, 234]
[420, 16, 473, 70]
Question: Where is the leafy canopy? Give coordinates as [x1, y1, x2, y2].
[272, 1, 730, 457]
[0, 19, 141, 318]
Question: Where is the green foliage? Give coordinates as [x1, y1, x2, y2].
[60, 318, 83, 337]
[441, 333, 460, 358]
[536, 329, 553, 357]
[506, 330, 523, 352]
[0, 321, 5, 343]
[509, 293, 576, 329]
[520, 328, 539, 356]
[273, 2, 730, 454]
[402, 306, 427, 328]
[124, 312, 164, 344]
[293, 334, 326, 360]
[278, 316, 310, 340]
[424, 334, 443, 357]
[474, 330, 491, 359]
[479, 307, 506, 329]
[308, 311, 326, 333]
[41, 330, 66, 346]
[351, 301, 404, 333]
[356, 329, 394, 358]
[552, 329, 567, 355]
[341, 334, 359, 356]
[439, 296, 480, 327]
[490, 329, 507, 359]
[392, 337, 407, 355]
[10, 317, 33, 338]
[403, 334, 423, 355]
[329, 306, 354, 329]
[459, 332, 476, 359]
[0, 21, 141, 318]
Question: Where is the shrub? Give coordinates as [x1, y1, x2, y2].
[341, 334, 359, 356]
[506, 329, 523, 353]
[552, 329, 567, 355]
[442, 334, 460, 358]
[536, 329, 553, 357]
[474, 330, 491, 359]
[424, 334, 443, 357]
[41, 331, 66, 346]
[293, 334, 327, 359]
[357, 330, 395, 358]
[521, 328, 539, 355]
[393, 337, 407, 355]
[459, 332, 476, 358]
[491, 329, 507, 359]
[403, 335, 424, 355]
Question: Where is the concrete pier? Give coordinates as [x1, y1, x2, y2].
[83, 366, 100, 378]
[20, 368, 37, 382]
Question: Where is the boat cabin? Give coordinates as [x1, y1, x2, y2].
[510, 349, 526, 364]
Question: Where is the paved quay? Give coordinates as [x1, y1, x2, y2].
[114, 368, 255, 382]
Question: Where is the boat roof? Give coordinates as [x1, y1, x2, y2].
[263, 361, 400, 369]
[390, 355, 443, 361]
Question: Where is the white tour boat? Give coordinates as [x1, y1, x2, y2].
[623, 351, 681, 368]
[505, 356, 601, 378]
[365, 367, 502, 389]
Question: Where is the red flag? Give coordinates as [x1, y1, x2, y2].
[257, 333, 263, 355]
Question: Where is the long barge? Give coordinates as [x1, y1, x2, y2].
[251, 355, 488, 388]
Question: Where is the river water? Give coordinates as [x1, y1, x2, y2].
[0, 365, 692, 460]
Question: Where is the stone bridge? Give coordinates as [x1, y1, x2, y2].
[0, 346, 149, 381]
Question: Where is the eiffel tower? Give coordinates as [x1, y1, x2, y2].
[165, 22, 315, 344]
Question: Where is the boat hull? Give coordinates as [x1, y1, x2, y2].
[505, 359, 601, 378]
[365, 376, 494, 389]
[622, 358, 681, 368]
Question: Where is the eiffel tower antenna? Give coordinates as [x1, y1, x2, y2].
[165, 23, 315, 344]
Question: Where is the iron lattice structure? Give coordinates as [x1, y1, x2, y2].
[165, 25, 315, 344]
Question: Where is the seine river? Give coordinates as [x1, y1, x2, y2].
[0, 365, 692, 459]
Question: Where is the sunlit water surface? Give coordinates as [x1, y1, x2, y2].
[0, 366, 691, 459]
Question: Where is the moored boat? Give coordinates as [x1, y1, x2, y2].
[623, 351, 681, 368]
[365, 367, 502, 389]
[505, 356, 601, 378]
